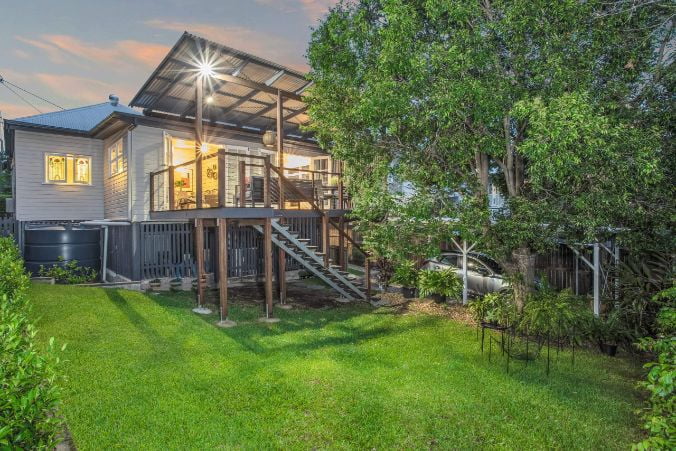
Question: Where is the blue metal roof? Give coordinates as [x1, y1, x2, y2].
[10, 101, 141, 133]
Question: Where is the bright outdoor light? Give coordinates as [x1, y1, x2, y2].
[200, 143, 209, 153]
[206, 96, 214, 104]
[198, 62, 215, 78]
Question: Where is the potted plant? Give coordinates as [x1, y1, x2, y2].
[391, 260, 419, 299]
[169, 277, 182, 292]
[591, 309, 630, 356]
[418, 269, 461, 303]
[149, 278, 162, 291]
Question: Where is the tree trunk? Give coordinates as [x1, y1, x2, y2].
[505, 246, 536, 312]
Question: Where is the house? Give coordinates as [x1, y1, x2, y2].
[3, 32, 367, 321]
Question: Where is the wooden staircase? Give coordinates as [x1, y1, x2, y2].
[252, 219, 369, 302]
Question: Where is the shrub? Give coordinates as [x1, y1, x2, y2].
[469, 291, 517, 327]
[634, 289, 676, 450]
[0, 237, 63, 449]
[390, 260, 419, 287]
[520, 283, 592, 344]
[418, 269, 462, 300]
[39, 257, 98, 284]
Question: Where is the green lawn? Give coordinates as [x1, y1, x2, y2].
[29, 284, 644, 449]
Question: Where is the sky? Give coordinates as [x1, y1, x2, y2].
[0, 0, 338, 119]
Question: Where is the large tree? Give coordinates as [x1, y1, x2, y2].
[306, 0, 673, 308]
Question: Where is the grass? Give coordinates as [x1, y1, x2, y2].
[29, 284, 644, 449]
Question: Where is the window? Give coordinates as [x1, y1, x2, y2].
[46, 154, 67, 183]
[108, 139, 124, 176]
[44, 153, 92, 185]
[74, 157, 91, 184]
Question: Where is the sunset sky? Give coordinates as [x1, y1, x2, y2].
[0, 0, 337, 119]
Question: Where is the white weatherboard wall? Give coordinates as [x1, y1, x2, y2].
[103, 130, 129, 220]
[14, 130, 104, 221]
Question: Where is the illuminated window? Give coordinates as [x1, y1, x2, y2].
[44, 153, 92, 185]
[74, 157, 91, 184]
[108, 139, 124, 176]
[46, 154, 67, 183]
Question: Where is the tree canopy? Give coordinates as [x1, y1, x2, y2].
[306, 0, 674, 306]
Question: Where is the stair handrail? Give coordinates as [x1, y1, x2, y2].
[270, 165, 367, 258]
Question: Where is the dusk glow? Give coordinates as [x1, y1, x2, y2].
[0, 0, 337, 118]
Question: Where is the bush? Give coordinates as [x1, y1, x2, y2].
[469, 291, 517, 327]
[634, 289, 676, 450]
[39, 257, 98, 284]
[520, 283, 592, 344]
[0, 237, 63, 448]
[418, 269, 462, 300]
[390, 260, 419, 287]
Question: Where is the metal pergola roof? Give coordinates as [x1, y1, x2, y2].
[130, 32, 314, 142]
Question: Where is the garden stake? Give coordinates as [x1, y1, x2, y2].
[506, 330, 511, 374]
[489, 335, 493, 362]
[546, 333, 551, 376]
[481, 326, 485, 353]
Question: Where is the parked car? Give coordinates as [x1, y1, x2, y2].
[422, 252, 507, 296]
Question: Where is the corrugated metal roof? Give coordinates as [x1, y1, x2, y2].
[11, 101, 141, 133]
[130, 32, 314, 141]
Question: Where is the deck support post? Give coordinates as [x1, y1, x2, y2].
[195, 77, 204, 209]
[192, 218, 211, 315]
[322, 214, 330, 267]
[365, 257, 371, 298]
[216, 218, 235, 327]
[261, 217, 277, 321]
[218, 149, 227, 207]
[275, 91, 287, 304]
[338, 216, 345, 271]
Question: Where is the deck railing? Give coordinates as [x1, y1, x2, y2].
[149, 149, 350, 213]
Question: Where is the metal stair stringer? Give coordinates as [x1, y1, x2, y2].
[270, 219, 368, 301]
[251, 224, 355, 301]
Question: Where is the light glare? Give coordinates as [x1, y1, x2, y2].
[198, 62, 215, 78]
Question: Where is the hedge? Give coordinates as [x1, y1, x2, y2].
[0, 237, 63, 448]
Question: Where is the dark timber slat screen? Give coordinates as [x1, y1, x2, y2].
[0, 214, 16, 238]
[107, 225, 134, 279]
[139, 222, 264, 279]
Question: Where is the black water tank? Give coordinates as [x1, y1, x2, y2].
[24, 225, 101, 275]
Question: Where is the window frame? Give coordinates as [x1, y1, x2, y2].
[108, 138, 125, 177]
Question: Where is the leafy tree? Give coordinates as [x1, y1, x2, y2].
[306, 0, 673, 309]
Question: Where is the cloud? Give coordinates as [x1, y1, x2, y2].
[253, 0, 336, 21]
[34, 73, 135, 105]
[0, 101, 43, 119]
[12, 49, 31, 60]
[145, 19, 310, 72]
[15, 34, 169, 69]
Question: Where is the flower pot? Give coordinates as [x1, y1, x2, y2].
[429, 293, 446, 303]
[169, 279, 182, 292]
[402, 287, 416, 299]
[149, 281, 162, 291]
[599, 342, 618, 356]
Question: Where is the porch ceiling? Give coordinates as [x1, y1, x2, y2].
[130, 32, 314, 142]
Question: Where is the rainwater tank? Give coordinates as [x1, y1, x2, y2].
[24, 225, 100, 275]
